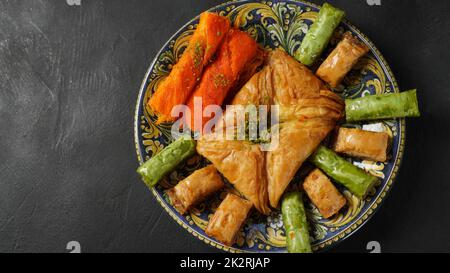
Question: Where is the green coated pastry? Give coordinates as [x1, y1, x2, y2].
[137, 136, 196, 188]
[345, 89, 420, 122]
[281, 192, 312, 253]
[295, 3, 345, 66]
[310, 146, 378, 198]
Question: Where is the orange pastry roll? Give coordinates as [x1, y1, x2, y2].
[185, 29, 260, 131]
[148, 12, 230, 123]
[333, 127, 389, 162]
[205, 193, 253, 246]
[166, 165, 225, 215]
[303, 169, 346, 218]
[316, 32, 369, 88]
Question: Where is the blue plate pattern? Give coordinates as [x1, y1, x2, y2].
[134, 0, 404, 252]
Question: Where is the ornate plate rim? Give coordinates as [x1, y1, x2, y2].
[133, 0, 406, 253]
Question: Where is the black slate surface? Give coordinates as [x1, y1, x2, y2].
[0, 0, 449, 253]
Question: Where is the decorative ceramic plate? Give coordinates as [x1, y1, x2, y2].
[134, 0, 404, 252]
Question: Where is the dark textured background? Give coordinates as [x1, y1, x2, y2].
[0, 0, 449, 253]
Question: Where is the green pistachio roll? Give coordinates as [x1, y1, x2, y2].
[309, 146, 378, 198]
[137, 136, 196, 188]
[345, 89, 420, 122]
[295, 3, 345, 66]
[281, 192, 312, 253]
